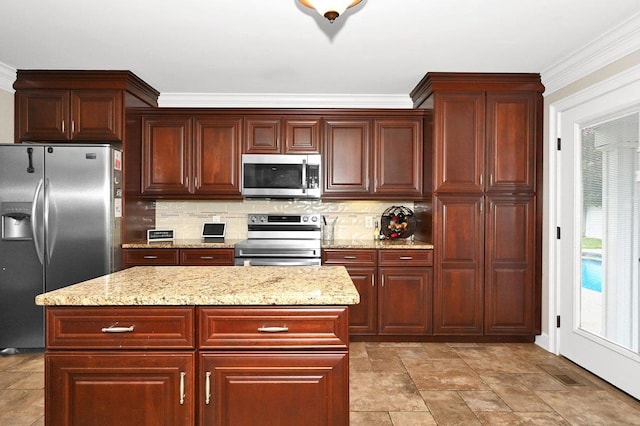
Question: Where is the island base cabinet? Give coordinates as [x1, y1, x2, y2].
[45, 352, 195, 426]
[199, 352, 348, 426]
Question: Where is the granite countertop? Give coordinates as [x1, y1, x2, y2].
[35, 266, 360, 307]
[122, 239, 433, 250]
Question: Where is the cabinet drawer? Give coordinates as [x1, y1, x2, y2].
[122, 248, 180, 266]
[378, 249, 433, 266]
[322, 249, 377, 266]
[46, 307, 195, 349]
[198, 307, 349, 349]
[180, 248, 234, 265]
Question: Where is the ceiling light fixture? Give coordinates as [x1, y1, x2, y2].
[298, 0, 363, 23]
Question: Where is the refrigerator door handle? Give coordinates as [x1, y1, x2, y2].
[44, 178, 54, 264]
[31, 178, 45, 265]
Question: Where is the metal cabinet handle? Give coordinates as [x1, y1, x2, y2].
[179, 372, 186, 405]
[61, 120, 65, 133]
[205, 372, 212, 405]
[200, 256, 214, 260]
[71, 120, 75, 134]
[399, 256, 413, 260]
[257, 326, 289, 333]
[143, 255, 158, 259]
[343, 256, 357, 259]
[372, 276, 375, 287]
[101, 325, 135, 333]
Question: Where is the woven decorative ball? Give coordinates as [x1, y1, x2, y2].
[380, 206, 416, 239]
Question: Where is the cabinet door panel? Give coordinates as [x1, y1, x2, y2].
[434, 92, 485, 193]
[200, 352, 348, 426]
[194, 117, 242, 196]
[47, 352, 194, 426]
[486, 92, 537, 192]
[373, 119, 422, 196]
[244, 117, 281, 153]
[485, 195, 536, 334]
[345, 267, 377, 335]
[323, 120, 370, 195]
[16, 89, 69, 141]
[141, 116, 192, 195]
[72, 89, 123, 140]
[285, 118, 321, 153]
[378, 267, 432, 335]
[433, 195, 484, 334]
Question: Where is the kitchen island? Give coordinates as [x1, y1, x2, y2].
[35, 266, 359, 426]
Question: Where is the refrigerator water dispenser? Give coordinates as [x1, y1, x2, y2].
[1, 202, 32, 240]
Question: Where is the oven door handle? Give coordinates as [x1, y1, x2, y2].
[238, 258, 321, 266]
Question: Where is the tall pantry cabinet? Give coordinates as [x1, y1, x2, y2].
[411, 73, 544, 338]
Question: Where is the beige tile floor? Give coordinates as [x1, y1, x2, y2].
[2, 342, 640, 425]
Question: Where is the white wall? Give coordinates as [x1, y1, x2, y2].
[0, 89, 13, 143]
[539, 13, 640, 351]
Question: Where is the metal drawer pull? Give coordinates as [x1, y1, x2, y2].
[257, 326, 289, 333]
[205, 372, 212, 405]
[143, 255, 158, 259]
[101, 325, 135, 333]
[399, 256, 413, 260]
[179, 372, 186, 405]
[200, 256, 214, 260]
[343, 256, 357, 259]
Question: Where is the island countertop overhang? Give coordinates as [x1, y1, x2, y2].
[35, 265, 360, 306]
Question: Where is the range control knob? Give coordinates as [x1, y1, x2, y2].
[311, 216, 318, 222]
[302, 216, 309, 222]
[260, 216, 267, 223]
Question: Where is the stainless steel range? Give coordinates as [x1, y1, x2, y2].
[234, 213, 322, 266]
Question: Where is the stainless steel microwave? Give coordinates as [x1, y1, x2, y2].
[241, 154, 321, 199]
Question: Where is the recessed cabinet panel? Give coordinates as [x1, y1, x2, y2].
[141, 116, 192, 195]
[486, 92, 537, 192]
[244, 117, 281, 153]
[434, 92, 485, 193]
[343, 267, 377, 335]
[194, 117, 242, 195]
[200, 352, 348, 426]
[47, 352, 195, 426]
[373, 119, 422, 196]
[434, 195, 484, 335]
[323, 120, 370, 195]
[378, 266, 432, 335]
[285, 118, 321, 153]
[71, 90, 123, 141]
[484, 195, 536, 334]
[17, 89, 69, 141]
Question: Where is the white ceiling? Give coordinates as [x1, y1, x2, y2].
[1, 0, 640, 106]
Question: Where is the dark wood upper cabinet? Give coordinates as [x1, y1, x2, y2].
[323, 119, 371, 195]
[323, 114, 424, 199]
[433, 91, 485, 193]
[486, 92, 537, 193]
[244, 116, 321, 153]
[139, 113, 242, 198]
[14, 70, 158, 143]
[194, 116, 242, 195]
[141, 116, 192, 195]
[373, 118, 423, 197]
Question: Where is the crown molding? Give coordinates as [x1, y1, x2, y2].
[542, 12, 640, 95]
[0, 61, 16, 93]
[158, 93, 414, 109]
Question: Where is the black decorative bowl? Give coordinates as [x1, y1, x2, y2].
[380, 206, 416, 239]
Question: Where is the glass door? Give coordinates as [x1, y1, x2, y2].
[558, 93, 640, 398]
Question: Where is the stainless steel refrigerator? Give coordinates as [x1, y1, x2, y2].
[0, 144, 122, 350]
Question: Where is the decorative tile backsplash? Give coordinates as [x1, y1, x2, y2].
[155, 200, 415, 240]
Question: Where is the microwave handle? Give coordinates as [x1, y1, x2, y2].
[301, 160, 307, 193]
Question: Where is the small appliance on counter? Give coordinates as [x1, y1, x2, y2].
[201, 222, 226, 243]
